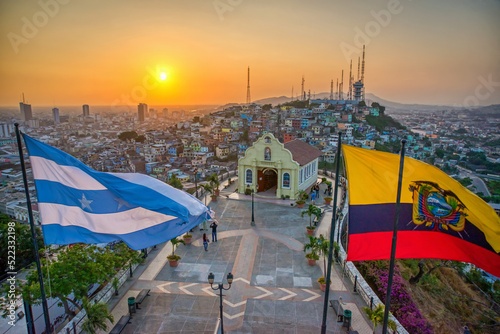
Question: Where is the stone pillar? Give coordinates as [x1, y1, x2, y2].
[277, 167, 282, 199]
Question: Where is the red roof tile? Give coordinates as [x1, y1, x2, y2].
[284, 139, 323, 166]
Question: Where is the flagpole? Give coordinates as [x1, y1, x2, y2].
[382, 139, 406, 334]
[321, 132, 342, 334]
[14, 124, 53, 334]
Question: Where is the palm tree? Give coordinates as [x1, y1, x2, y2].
[317, 235, 329, 273]
[202, 184, 213, 206]
[303, 235, 320, 259]
[209, 173, 220, 194]
[301, 204, 322, 228]
[168, 237, 186, 260]
[362, 304, 396, 334]
[81, 298, 114, 334]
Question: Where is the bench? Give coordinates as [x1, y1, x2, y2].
[135, 289, 150, 309]
[109, 315, 130, 334]
[329, 299, 345, 317]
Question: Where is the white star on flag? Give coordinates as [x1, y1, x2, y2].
[78, 194, 93, 211]
[116, 197, 131, 211]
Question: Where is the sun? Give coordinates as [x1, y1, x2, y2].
[159, 72, 167, 81]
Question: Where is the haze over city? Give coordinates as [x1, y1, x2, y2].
[1, 0, 499, 108]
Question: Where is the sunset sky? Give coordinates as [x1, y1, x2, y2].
[1, 0, 499, 107]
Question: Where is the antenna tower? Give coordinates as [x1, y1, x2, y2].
[301, 76, 305, 101]
[349, 60, 353, 100]
[246, 66, 251, 104]
[361, 45, 366, 101]
[340, 70, 344, 100]
[291, 86, 294, 101]
[330, 80, 334, 100]
[336, 79, 339, 100]
[357, 57, 360, 81]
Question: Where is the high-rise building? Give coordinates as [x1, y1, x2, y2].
[19, 102, 33, 121]
[0, 123, 15, 138]
[52, 108, 60, 124]
[138, 103, 148, 122]
[162, 108, 169, 118]
[82, 104, 90, 117]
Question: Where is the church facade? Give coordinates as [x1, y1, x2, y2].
[237, 134, 323, 200]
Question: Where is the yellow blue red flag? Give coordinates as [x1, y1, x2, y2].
[343, 145, 500, 277]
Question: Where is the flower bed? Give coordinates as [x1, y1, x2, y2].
[357, 260, 433, 334]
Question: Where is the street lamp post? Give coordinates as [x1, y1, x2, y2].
[208, 272, 233, 334]
[249, 184, 258, 226]
[194, 168, 198, 199]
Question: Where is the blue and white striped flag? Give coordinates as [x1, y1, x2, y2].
[23, 134, 212, 250]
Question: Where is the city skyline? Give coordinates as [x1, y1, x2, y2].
[1, 0, 499, 107]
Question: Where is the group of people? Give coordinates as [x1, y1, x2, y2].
[202, 220, 218, 251]
[310, 182, 321, 203]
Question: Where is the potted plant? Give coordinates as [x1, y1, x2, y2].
[296, 200, 306, 209]
[321, 177, 327, 183]
[362, 304, 396, 333]
[302, 204, 321, 235]
[324, 197, 332, 205]
[317, 277, 331, 292]
[112, 277, 120, 296]
[183, 233, 192, 245]
[167, 237, 185, 267]
[296, 189, 309, 201]
[303, 235, 320, 266]
[209, 173, 220, 196]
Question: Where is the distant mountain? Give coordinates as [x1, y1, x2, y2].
[252, 92, 460, 113]
[223, 94, 498, 115]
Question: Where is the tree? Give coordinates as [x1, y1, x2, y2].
[262, 104, 272, 111]
[317, 234, 330, 273]
[301, 204, 322, 228]
[303, 236, 320, 261]
[0, 216, 44, 278]
[167, 237, 185, 261]
[362, 304, 396, 334]
[2, 244, 139, 319]
[168, 174, 183, 190]
[209, 173, 220, 193]
[202, 184, 213, 206]
[117, 131, 138, 141]
[81, 298, 114, 334]
[359, 101, 367, 107]
[435, 148, 445, 158]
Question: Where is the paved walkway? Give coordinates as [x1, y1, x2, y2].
[104, 177, 373, 333]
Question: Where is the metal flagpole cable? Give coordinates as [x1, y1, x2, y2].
[382, 139, 407, 334]
[14, 124, 53, 333]
[321, 132, 342, 334]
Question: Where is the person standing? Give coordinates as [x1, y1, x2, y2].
[315, 183, 320, 198]
[203, 233, 209, 251]
[210, 220, 218, 242]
